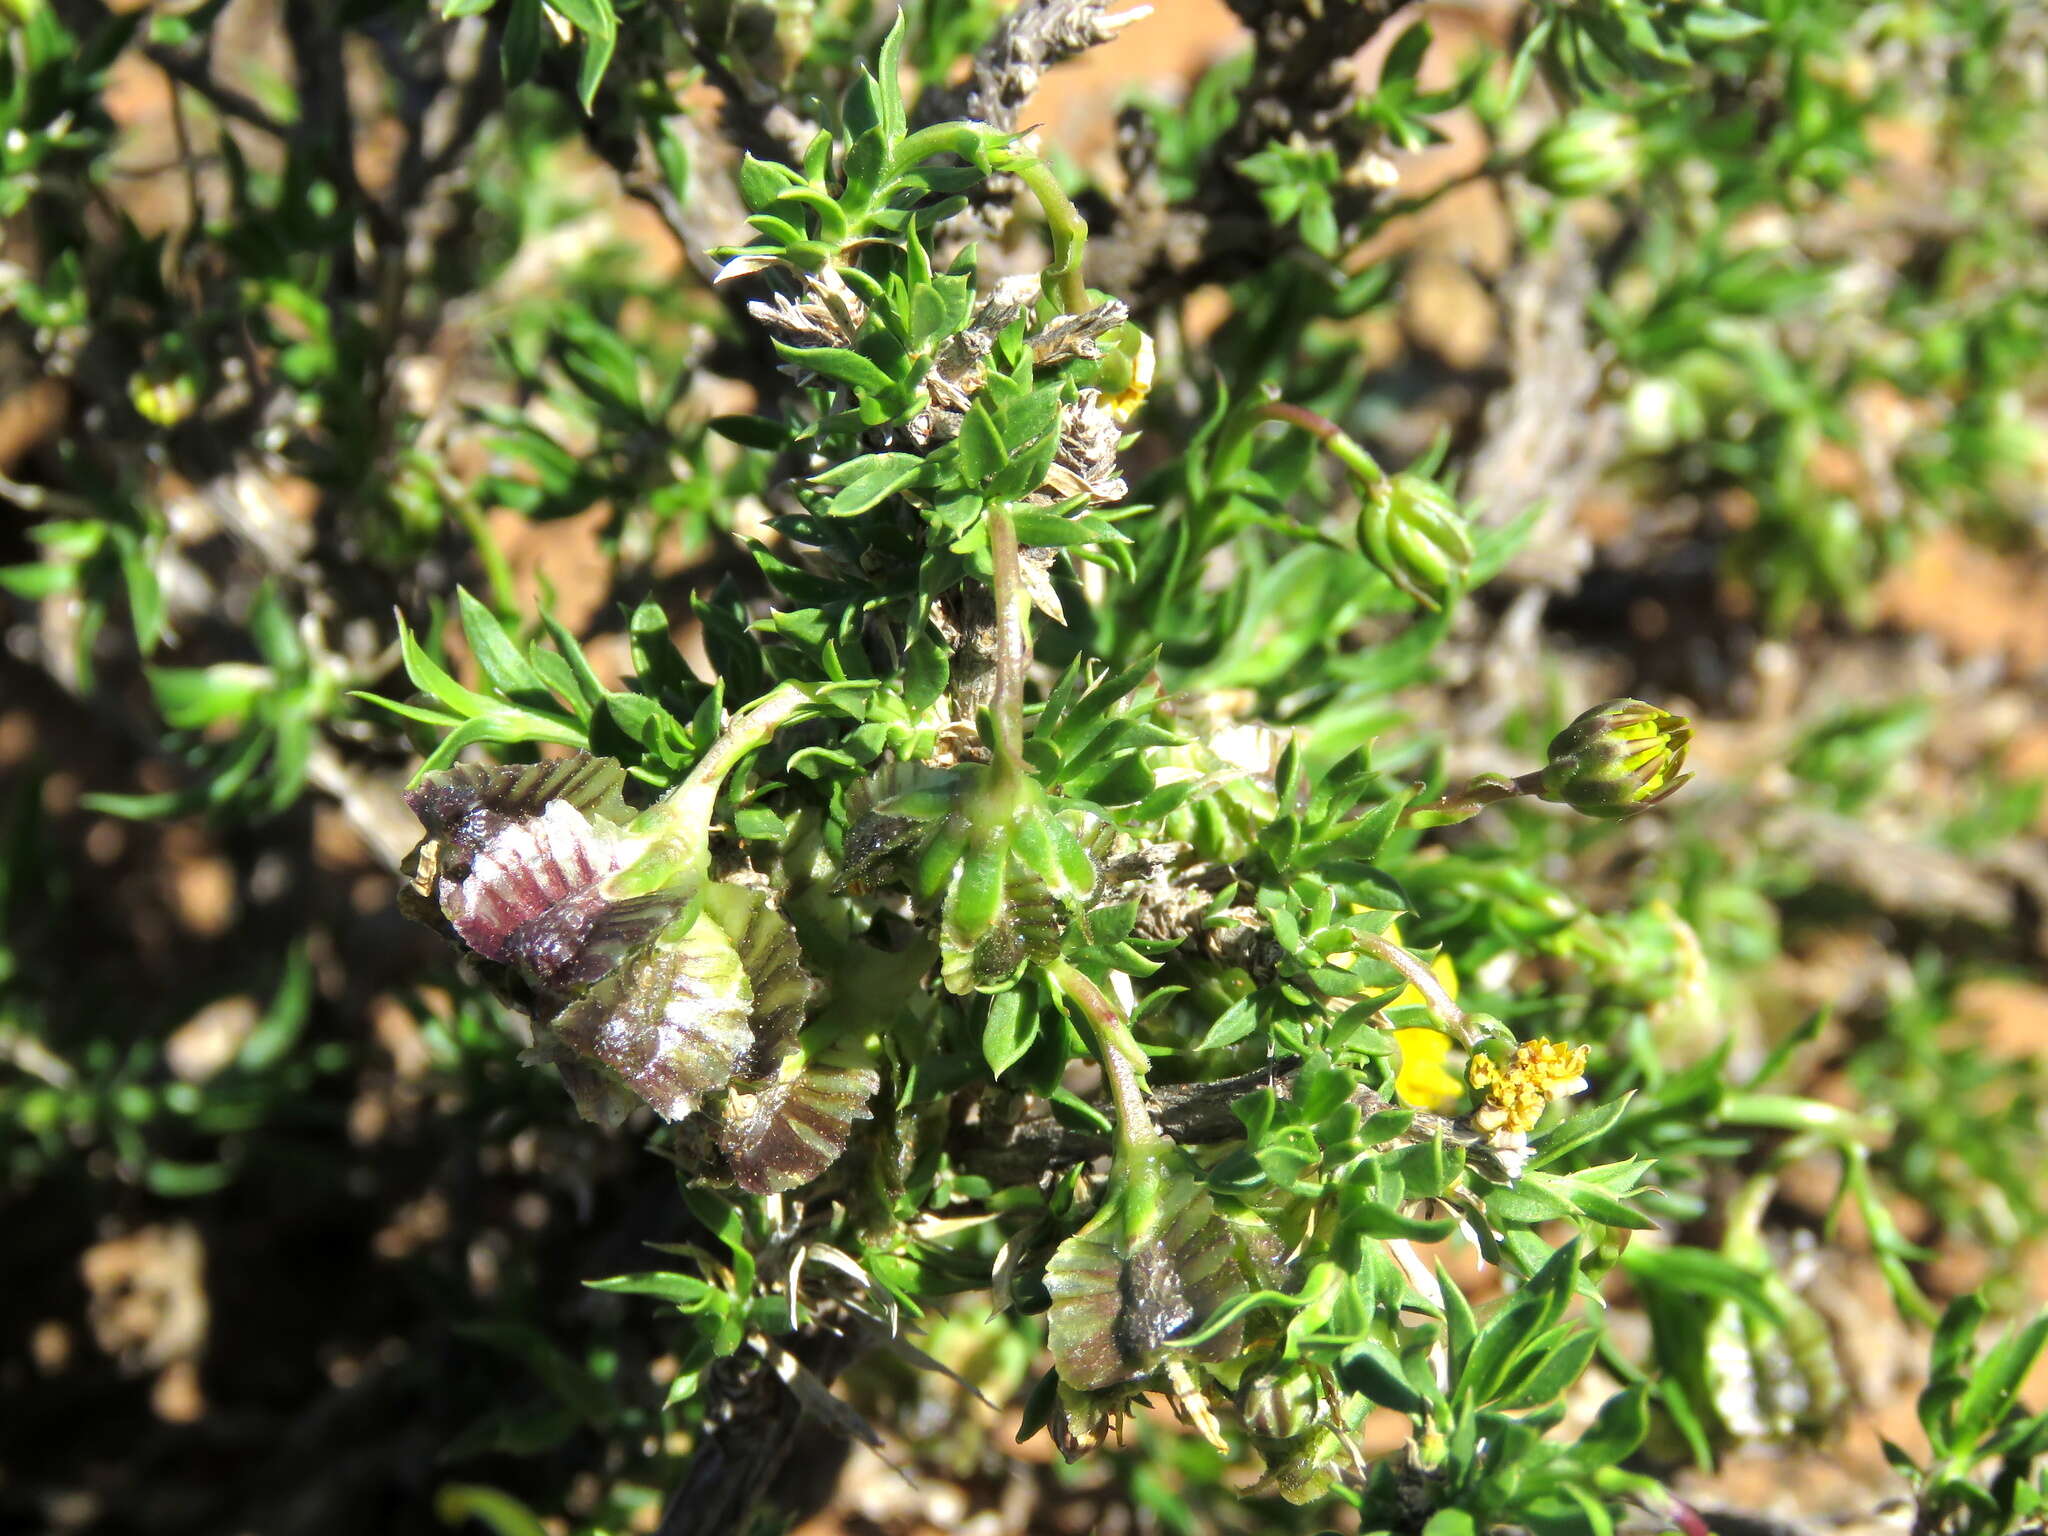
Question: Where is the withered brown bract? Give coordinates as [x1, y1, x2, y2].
[715, 1047, 881, 1195]
[700, 884, 878, 1194]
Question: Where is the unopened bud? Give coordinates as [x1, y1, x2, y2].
[1236, 1358, 1320, 1441]
[1527, 108, 1642, 198]
[1356, 473, 1474, 612]
[129, 355, 201, 428]
[1539, 699, 1693, 818]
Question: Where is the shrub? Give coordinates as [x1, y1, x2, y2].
[4, 2, 2046, 1533]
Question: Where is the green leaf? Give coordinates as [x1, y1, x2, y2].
[1575, 1383, 1650, 1466]
[547, 0, 617, 111]
[1338, 1339, 1430, 1414]
[502, 0, 542, 85]
[779, 345, 894, 395]
[455, 588, 543, 700]
[821, 453, 924, 516]
[902, 628, 949, 713]
[732, 804, 787, 841]
[1498, 1325, 1599, 1410]
[983, 988, 1037, 1077]
[709, 414, 788, 450]
[399, 617, 507, 720]
[1193, 996, 1259, 1053]
[1949, 1313, 2048, 1448]
[583, 1272, 720, 1309]
[957, 399, 1006, 486]
[875, 8, 908, 145]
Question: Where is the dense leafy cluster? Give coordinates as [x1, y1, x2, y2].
[3, 2, 2046, 1535]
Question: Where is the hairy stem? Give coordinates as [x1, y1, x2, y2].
[1349, 930, 1480, 1046]
[1001, 151, 1091, 314]
[985, 504, 1031, 788]
[1047, 958, 1159, 1161]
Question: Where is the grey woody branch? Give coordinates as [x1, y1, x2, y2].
[1088, 0, 1414, 306]
[915, 0, 1154, 135]
[956, 1055, 1514, 1184]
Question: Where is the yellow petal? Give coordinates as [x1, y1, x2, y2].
[1393, 1027, 1465, 1112]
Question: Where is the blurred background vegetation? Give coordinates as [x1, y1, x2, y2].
[2, 1, 2046, 1533]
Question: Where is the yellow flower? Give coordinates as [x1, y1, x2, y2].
[1467, 1038, 1590, 1147]
[1103, 330, 1155, 423]
[1393, 1027, 1465, 1112]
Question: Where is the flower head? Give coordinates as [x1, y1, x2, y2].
[1467, 1038, 1590, 1147]
[1538, 699, 1693, 819]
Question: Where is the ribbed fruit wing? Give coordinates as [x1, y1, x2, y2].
[548, 914, 753, 1121]
[406, 753, 632, 851]
[1044, 1173, 1258, 1391]
[715, 1043, 879, 1195]
[439, 798, 678, 990]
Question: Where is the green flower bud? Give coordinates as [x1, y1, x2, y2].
[1235, 1358, 1320, 1441]
[1527, 108, 1643, 198]
[129, 353, 201, 428]
[1538, 699, 1694, 819]
[1356, 473, 1474, 612]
